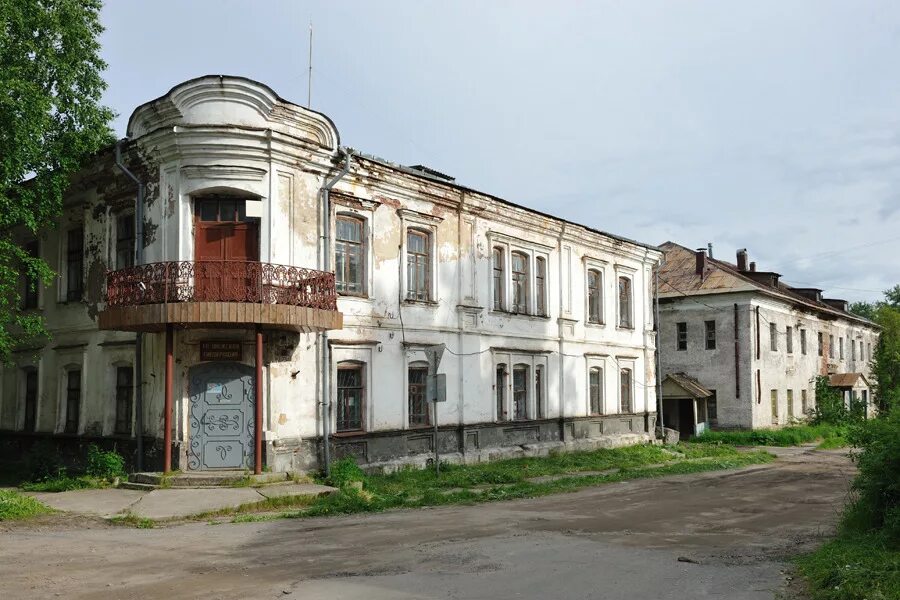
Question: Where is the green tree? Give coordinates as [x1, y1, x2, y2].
[0, 0, 114, 362]
[849, 300, 878, 321]
[872, 303, 900, 411]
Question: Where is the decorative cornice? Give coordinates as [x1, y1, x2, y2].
[182, 164, 267, 182]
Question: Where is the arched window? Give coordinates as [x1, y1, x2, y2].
[535, 257, 547, 316]
[408, 362, 429, 427]
[406, 229, 431, 301]
[587, 269, 602, 324]
[492, 247, 505, 310]
[513, 364, 529, 420]
[511, 252, 529, 313]
[336, 361, 365, 432]
[335, 215, 365, 295]
[589, 367, 603, 415]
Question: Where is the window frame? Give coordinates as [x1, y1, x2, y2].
[22, 367, 38, 432]
[407, 363, 430, 427]
[616, 275, 634, 329]
[589, 366, 604, 415]
[114, 365, 134, 435]
[818, 332, 824, 357]
[535, 256, 547, 317]
[335, 361, 365, 433]
[334, 214, 367, 297]
[115, 213, 136, 270]
[512, 364, 529, 420]
[786, 326, 793, 354]
[492, 246, 505, 311]
[587, 268, 603, 324]
[676, 322, 688, 351]
[705, 320, 717, 350]
[770, 389, 779, 425]
[619, 367, 633, 413]
[535, 364, 545, 419]
[64, 368, 82, 434]
[839, 337, 844, 360]
[800, 329, 807, 355]
[65, 225, 84, 302]
[495, 363, 507, 422]
[769, 322, 778, 352]
[405, 228, 432, 302]
[510, 251, 530, 314]
[787, 389, 794, 419]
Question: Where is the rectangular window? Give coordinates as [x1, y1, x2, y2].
[787, 389, 794, 419]
[839, 337, 844, 360]
[770, 322, 778, 351]
[587, 269, 602, 324]
[336, 364, 364, 432]
[66, 226, 84, 301]
[335, 216, 365, 295]
[676, 322, 687, 351]
[535, 365, 545, 418]
[513, 365, 528, 420]
[589, 367, 603, 415]
[617, 277, 633, 328]
[705, 320, 716, 350]
[535, 257, 547, 316]
[406, 230, 430, 301]
[492, 247, 504, 310]
[620, 368, 632, 413]
[800, 329, 807, 355]
[829, 334, 835, 359]
[707, 391, 718, 421]
[496, 365, 506, 421]
[64, 369, 81, 434]
[114, 366, 134, 435]
[511, 252, 529, 313]
[770, 389, 778, 424]
[818, 332, 823, 357]
[115, 214, 135, 269]
[851, 339, 857, 361]
[801, 389, 808, 415]
[407, 366, 429, 427]
[786, 326, 793, 354]
[23, 369, 38, 432]
[23, 240, 39, 309]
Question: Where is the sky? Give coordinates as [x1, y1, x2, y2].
[99, 1, 900, 302]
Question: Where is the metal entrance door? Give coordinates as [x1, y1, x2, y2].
[188, 361, 255, 470]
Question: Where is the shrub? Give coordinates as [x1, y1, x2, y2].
[0, 490, 50, 521]
[846, 409, 900, 546]
[811, 376, 858, 426]
[85, 445, 126, 480]
[325, 458, 366, 489]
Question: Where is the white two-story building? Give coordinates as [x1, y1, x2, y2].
[0, 76, 662, 474]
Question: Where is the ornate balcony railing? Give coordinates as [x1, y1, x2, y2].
[105, 260, 338, 311]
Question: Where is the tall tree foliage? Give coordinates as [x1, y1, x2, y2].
[0, 0, 114, 361]
[850, 285, 900, 411]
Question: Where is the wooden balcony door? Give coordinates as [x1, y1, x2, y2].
[194, 199, 260, 302]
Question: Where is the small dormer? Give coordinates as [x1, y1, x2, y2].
[793, 288, 824, 302]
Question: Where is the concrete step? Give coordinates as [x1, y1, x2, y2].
[129, 471, 293, 489]
[118, 481, 156, 491]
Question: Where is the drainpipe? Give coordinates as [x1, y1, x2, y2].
[654, 261, 664, 432]
[115, 140, 145, 472]
[319, 147, 353, 477]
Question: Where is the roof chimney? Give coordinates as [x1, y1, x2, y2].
[707, 243, 714, 259]
[749, 261, 756, 272]
[695, 248, 708, 277]
[736, 248, 748, 271]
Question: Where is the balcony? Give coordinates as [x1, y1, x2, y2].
[98, 261, 343, 333]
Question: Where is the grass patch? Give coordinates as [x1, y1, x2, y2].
[797, 529, 900, 600]
[693, 424, 848, 448]
[0, 490, 51, 521]
[20, 475, 110, 493]
[109, 512, 155, 529]
[235, 444, 773, 523]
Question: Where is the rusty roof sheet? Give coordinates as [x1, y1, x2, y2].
[828, 373, 870, 388]
[658, 241, 878, 329]
[664, 373, 714, 399]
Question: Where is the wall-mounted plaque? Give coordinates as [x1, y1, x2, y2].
[200, 341, 242, 362]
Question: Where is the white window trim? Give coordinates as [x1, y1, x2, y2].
[583, 258, 607, 326]
[16, 363, 40, 432]
[616, 357, 637, 414]
[57, 361, 84, 434]
[492, 350, 548, 420]
[400, 210, 441, 303]
[330, 345, 373, 433]
[585, 356, 607, 415]
[487, 232, 551, 318]
[403, 349, 432, 429]
[59, 220, 85, 303]
[614, 267, 636, 330]
[111, 210, 136, 270]
[108, 358, 135, 436]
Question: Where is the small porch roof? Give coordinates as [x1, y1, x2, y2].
[662, 373, 714, 399]
[828, 372, 871, 389]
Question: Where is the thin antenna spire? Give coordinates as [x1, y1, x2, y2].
[307, 21, 313, 108]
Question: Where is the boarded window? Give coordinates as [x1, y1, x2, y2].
[620, 368, 632, 413]
[705, 320, 716, 350]
[511, 252, 529, 313]
[618, 277, 633, 328]
[770, 322, 778, 351]
[587, 269, 602, 324]
[839, 337, 844, 360]
[676, 322, 687, 351]
[770, 389, 778, 424]
[492, 247, 504, 310]
[116, 214, 135, 269]
[801, 389, 808, 414]
[787, 389, 794, 419]
[336, 363, 364, 432]
[852, 339, 857, 361]
[513, 365, 528, 420]
[800, 329, 807, 355]
[114, 366, 133, 435]
[23, 369, 37, 432]
[829, 334, 835, 359]
[535, 365, 545, 418]
[786, 326, 793, 354]
[408, 366, 429, 427]
[335, 216, 365, 295]
[496, 364, 507, 421]
[818, 332, 824, 357]
[589, 367, 603, 415]
[66, 226, 84, 301]
[406, 230, 430, 301]
[707, 390, 718, 421]
[65, 369, 81, 434]
[535, 257, 547, 316]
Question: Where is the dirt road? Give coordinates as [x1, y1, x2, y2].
[0, 447, 854, 600]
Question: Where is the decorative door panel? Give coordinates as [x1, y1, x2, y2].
[188, 362, 255, 470]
